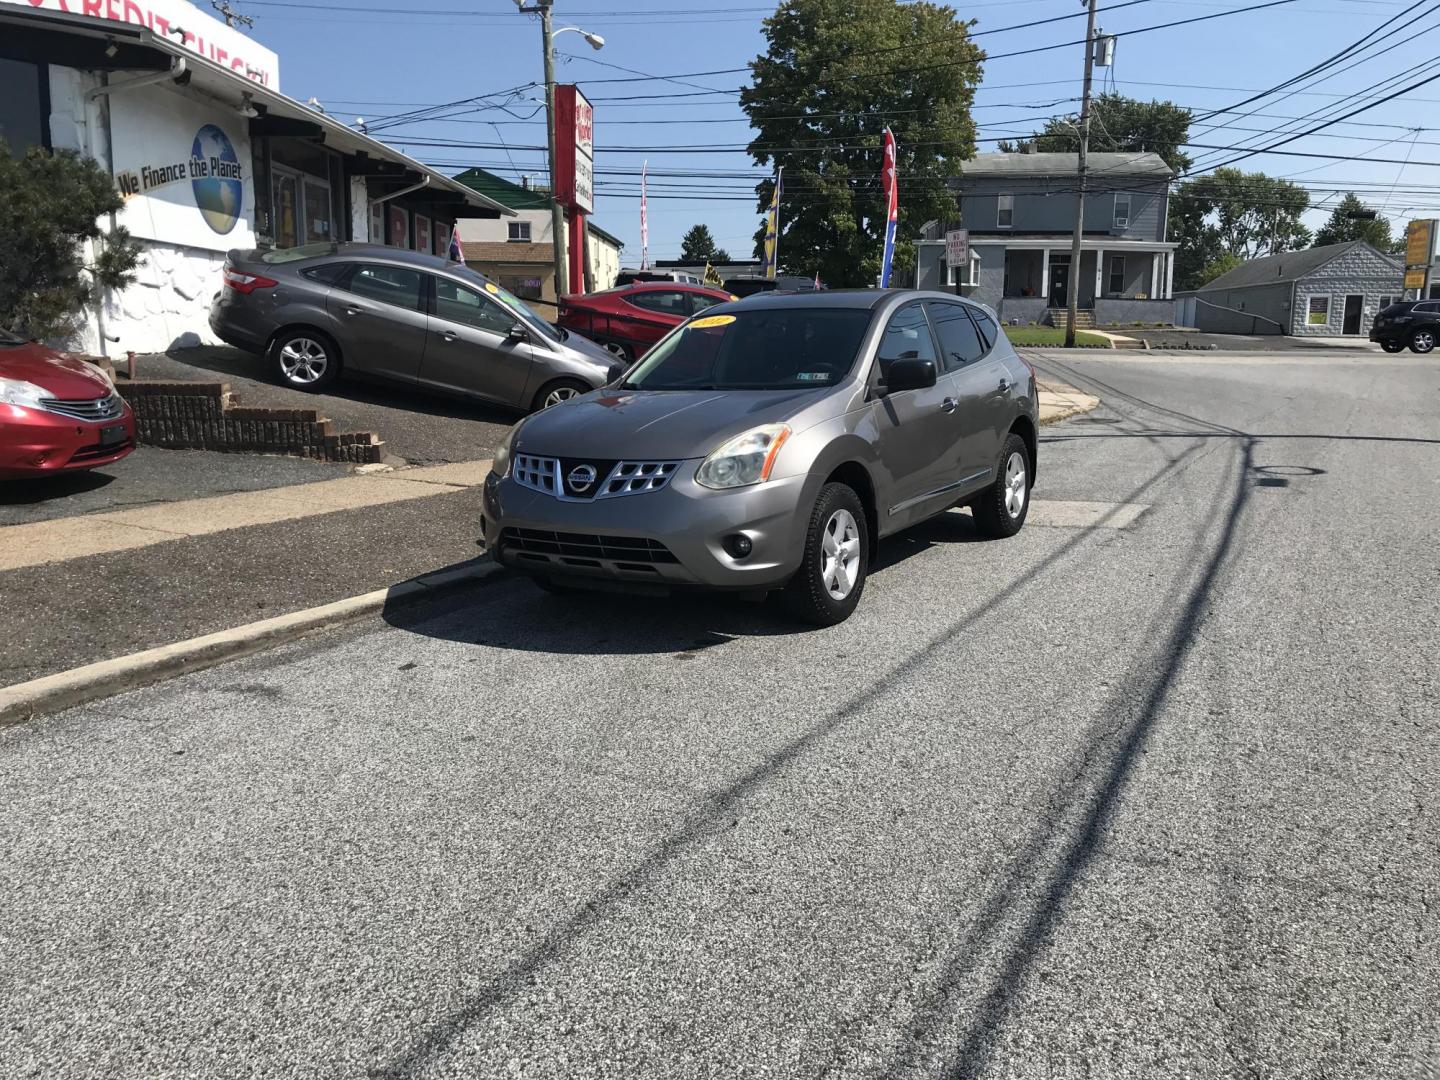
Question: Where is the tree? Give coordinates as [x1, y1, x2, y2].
[679, 224, 731, 265]
[1171, 168, 1311, 289]
[0, 143, 141, 340]
[1004, 94, 1194, 173]
[1311, 193, 1393, 250]
[1195, 251, 1243, 287]
[740, 0, 982, 287]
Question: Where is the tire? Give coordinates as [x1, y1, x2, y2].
[1380, 340, 1405, 353]
[782, 482, 869, 626]
[270, 329, 340, 392]
[531, 378, 590, 412]
[601, 340, 634, 363]
[1410, 328, 1436, 354]
[972, 432, 1032, 540]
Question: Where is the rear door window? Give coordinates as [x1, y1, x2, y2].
[926, 301, 989, 372]
[344, 264, 425, 312]
[626, 290, 689, 317]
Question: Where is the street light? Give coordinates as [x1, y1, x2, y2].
[515, 1, 604, 297]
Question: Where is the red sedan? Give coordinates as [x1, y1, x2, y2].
[557, 282, 737, 361]
[0, 330, 135, 480]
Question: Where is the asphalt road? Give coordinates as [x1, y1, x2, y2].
[3, 350, 1437, 1079]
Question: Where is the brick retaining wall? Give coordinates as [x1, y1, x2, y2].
[117, 380, 384, 464]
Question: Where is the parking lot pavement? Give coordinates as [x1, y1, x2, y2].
[137, 346, 518, 464]
[3, 350, 1437, 1079]
[0, 446, 349, 527]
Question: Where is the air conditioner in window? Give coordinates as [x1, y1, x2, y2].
[1114, 216, 1129, 228]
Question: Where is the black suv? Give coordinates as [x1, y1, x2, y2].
[1370, 299, 1440, 353]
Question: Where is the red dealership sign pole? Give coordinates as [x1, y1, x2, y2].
[555, 85, 594, 292]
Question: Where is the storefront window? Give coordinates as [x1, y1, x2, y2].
[0, 58, 47, 156]
[303, 177, 331, 242]
[502, 276, 543, 300]
[273, 171, 299, 248]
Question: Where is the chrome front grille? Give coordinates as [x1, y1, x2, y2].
[39, 393, 124, 422]
[512, 453, 683, 500]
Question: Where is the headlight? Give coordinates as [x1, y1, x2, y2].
[0, 377, 48, 410]
[492, 426, 517, 480]
[695, 423, 792, 490]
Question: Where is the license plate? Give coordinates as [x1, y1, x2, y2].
[99, 424, 126, 447]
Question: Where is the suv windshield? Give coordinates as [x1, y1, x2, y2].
[625, 307, 873, 391]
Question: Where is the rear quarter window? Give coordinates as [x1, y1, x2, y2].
[302, 263, 350, 285]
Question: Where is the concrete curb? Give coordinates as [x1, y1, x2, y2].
[0, 561, 505, 727]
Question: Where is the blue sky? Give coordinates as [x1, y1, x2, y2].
[233, 0, 1440, 264]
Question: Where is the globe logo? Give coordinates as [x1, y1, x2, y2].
[191, 124, 244, 235]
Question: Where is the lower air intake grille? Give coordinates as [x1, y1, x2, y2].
[500, 528, 679, 565]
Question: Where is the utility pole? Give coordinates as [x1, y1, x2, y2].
[1065, 0, 1099, 348]
[538, 0, 569, 297]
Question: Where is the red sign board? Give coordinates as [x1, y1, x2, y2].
[554, 84, 594, 214]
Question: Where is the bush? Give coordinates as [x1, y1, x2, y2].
[0, 141, 142, 340]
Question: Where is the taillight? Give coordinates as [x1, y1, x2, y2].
[223, 266, 278, 294]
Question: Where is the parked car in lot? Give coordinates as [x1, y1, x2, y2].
[210, 243, 616, 412]
[1370, 299, 1440, 353]
[483, 290, 1038, 625]
[556, 282, 737, 361]
[0, 330, 135, 480]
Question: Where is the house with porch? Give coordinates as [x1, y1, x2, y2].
[915, 152, 1178, 326]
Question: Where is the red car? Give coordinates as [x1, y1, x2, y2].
[557, 282, 737, 361]
[0, 329, 135, 480]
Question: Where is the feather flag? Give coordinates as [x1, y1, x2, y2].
[448, 224, 465, 265]
[880, 127, 898, 288]
[639, 160, 649, 271]
[760, 167, 783, 280]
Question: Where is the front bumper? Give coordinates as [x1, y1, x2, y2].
[0, 402, 136, 479]
[482, 464, 813, 590]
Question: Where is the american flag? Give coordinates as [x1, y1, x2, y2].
[880, 127, 898, 288]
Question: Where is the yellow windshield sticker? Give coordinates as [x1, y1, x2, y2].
[484, 282, 499, 294]
[690, 314, 736, 329]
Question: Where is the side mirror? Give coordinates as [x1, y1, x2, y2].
[881, 358, 937, 393]
[605, 361, 628, 385]
[506, 322, 529, 342]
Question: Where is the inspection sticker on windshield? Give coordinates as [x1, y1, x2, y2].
[689, 314, 736, 329]
[795, 372, 830, 382]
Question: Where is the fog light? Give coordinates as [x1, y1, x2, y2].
[723, 533, 753, 559]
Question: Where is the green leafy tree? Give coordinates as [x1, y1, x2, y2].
[1171, 168, 1311, 289]
[1195, 251, 1243, 286]
[0, 143, 141, 340]
[679, 224, 732, 265]
[741, 0, 982, 287]
[1311, 193, 1393, 250]
[1002, 94, 1194, 173]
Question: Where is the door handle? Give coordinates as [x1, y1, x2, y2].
[437, 330, 458, 342]
[941, 396, 959, 413]
[343, 304, 366, 316]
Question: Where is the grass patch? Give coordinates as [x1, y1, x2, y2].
[1002, 327, 1111, 348]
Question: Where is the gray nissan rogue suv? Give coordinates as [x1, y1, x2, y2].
[482, 289, 1039, 625]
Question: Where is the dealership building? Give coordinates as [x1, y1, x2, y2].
[0, 0, 511, 356]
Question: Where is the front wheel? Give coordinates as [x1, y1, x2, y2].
[1379, 339, 1405, 353]
[782, 482, 869, 626]
[531, 378, 590, 412]
[1410, 329, 1435, 353]
[972, 433, 1032, 539]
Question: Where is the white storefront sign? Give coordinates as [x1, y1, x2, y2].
[110, 85, 255, 252]
[0, 0, 281, 87]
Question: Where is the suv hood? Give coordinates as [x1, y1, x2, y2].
[0, 341, 113, 398]
[515, 387, 826, 460]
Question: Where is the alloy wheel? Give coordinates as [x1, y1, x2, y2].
[1414, 330, 1435, 353]
[1004, 451, 1028, 519]
[602, 341, 629, 360]
[279, 338, 328, 384]
[543, 385, 583, 408]
[820, 508, 862, 600]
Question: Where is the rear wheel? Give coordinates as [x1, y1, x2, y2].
[270, 329, 340, 392]
[1410, 328, 1435, 353]
[531, 378, 590, 412]
[782, 483, 868, 626]
[1380, 340, 1405, 353]
[601, 340, 634, 363]
[972, 433, 1032, 539]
